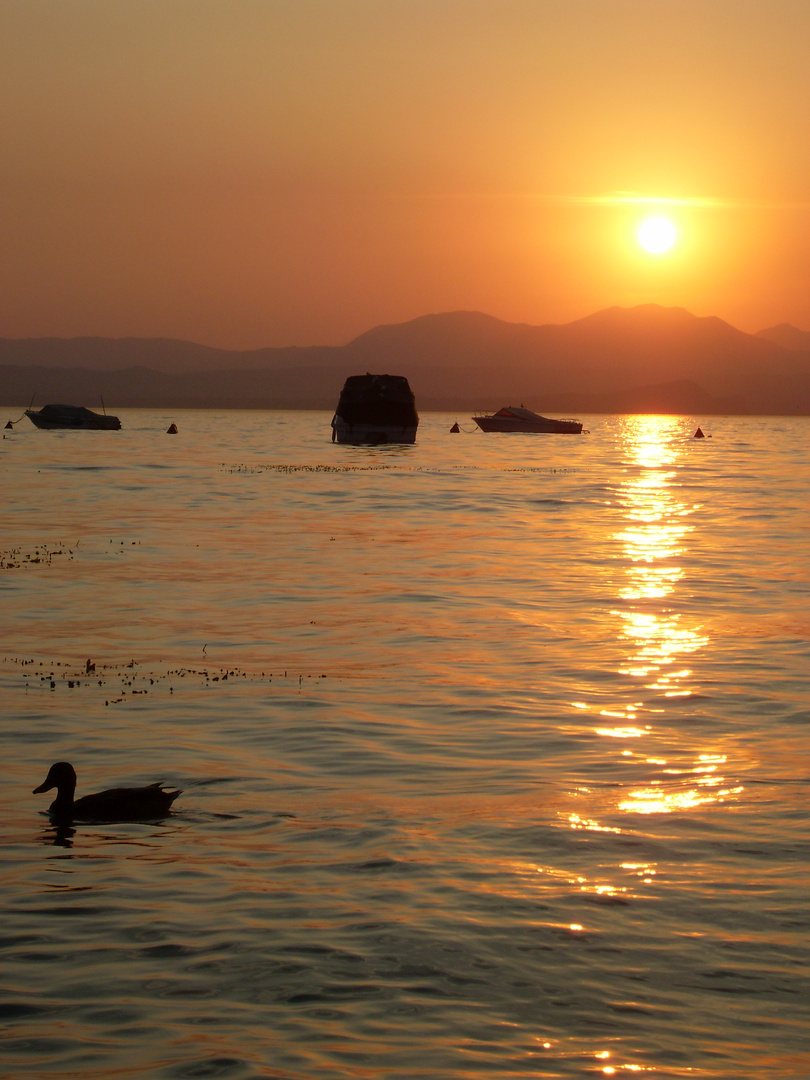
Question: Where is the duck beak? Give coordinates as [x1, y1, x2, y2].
[33, 779, 53, 794]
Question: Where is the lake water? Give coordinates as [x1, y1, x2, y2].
[2, 409, 809, 1079]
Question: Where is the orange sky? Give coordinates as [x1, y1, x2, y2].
[2, 0, 809, 348]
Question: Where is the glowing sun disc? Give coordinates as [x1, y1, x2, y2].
[638, 216, 676, 254]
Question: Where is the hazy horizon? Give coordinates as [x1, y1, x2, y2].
[2, 301, 809, 354]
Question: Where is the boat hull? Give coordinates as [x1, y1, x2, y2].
[332, 417, 418, 445]
[26, 405, 121, 430]
[473, 414, 582, 434]
[332, 373, 419, 445]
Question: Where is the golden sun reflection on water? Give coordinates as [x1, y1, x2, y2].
[576, 416, 744, 821]
[620, 752, 744, 814]
[612, 416, 706, 703]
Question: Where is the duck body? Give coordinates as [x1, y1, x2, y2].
[34, 761, 181, 821]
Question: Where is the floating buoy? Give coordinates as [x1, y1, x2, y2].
[694, 426, 705, 438]
[450, 422, 460, 433]
[5, 420, 12, 429]
[167, 423, 178, 434]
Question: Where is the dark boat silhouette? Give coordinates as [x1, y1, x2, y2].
[26, 404, 121, 430]
[331, 373, 418, 445]
[473, 405, 582, 434]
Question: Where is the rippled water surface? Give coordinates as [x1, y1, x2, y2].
[2, 410, 809, 1079]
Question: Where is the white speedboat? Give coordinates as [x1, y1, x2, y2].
[473, 406, 582, 434]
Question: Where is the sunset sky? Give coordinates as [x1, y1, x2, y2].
[2, 0, 809, 348]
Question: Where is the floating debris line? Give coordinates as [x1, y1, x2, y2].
[224, 463, 397, 474]
[223, 463, 578, 475]
[1, 539, 150, 572]
[0, 543, 74, 571]
[4, 653, 368, 706]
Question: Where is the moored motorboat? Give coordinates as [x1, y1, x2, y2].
[473, 406, 582, 434]
[331, 373, 418, 444]
[25, 404, 121, 430]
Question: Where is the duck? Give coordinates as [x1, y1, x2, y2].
[33, 761, 182, 821]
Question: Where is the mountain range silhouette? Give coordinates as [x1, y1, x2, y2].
[2, 304, 809, 414]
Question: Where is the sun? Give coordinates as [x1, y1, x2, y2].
[638, 216, 677, 254]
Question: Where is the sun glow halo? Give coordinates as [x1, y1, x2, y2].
[638, 216, 677, 254]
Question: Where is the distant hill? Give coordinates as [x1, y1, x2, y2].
[2, 305, 810, 414]
[755, 323, 810, 353]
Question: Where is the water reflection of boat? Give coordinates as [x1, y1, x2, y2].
[331, 374, 419, 445]
[26, 404, 121, 430]
[473, 406, 582, 434]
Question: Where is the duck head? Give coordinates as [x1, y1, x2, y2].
[33, 761, 77, 813]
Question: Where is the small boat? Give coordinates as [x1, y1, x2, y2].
[26, 403, 121, 430]
[331, 373, 418, 444]
[473, 406, 582, 434]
